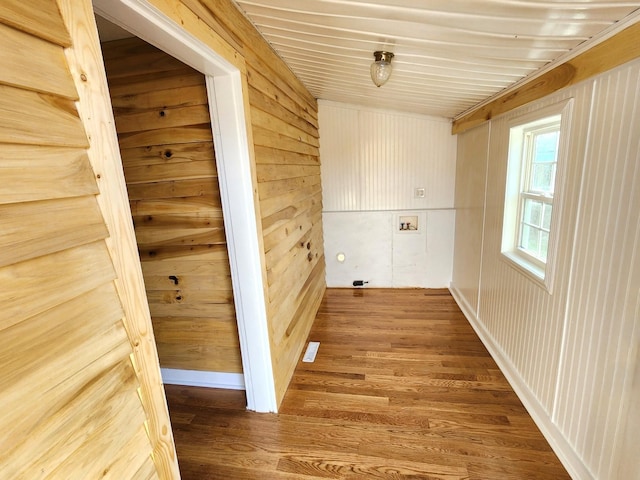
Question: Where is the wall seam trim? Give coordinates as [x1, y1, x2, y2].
[551, 80, 598, 424]
[476, 121, 491, 316]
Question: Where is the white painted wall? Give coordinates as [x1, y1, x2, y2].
[451, 58, 640, 479]
[319, 101, 457, 288]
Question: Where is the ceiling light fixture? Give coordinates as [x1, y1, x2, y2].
[370, 51, 394, 87]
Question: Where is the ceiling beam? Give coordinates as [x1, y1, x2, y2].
[452, 21, 640, 135]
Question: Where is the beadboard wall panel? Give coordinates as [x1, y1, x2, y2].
[451, 122, 489, 315]
[0, 1, 176, 477]
[553, 62, 640, 479]
[451, 58, 640, 479]
[320, 101, 456, 212]
[320, 101, 457, 287]
[478, 80, 594, 413]
[103, 37, 242, 374]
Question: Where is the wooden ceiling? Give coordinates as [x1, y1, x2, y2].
[232, 0, 640, 119]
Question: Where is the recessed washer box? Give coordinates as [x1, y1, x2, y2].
[398, 215, 418, 231]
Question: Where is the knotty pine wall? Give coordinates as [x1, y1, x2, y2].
[144, 0, 326, 404]
[0, 0, 177, 478]
[451, 58, 640, 479]
[102, 37, 242, 375]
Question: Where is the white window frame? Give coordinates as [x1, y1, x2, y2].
[501, 100, 573, 292]
[516, 121, 559, 267]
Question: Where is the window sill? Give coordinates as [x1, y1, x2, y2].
[501, 251, 552, 293]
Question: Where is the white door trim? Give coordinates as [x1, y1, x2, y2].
[93, 0, 277, 412]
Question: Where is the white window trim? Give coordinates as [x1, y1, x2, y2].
[501, 99, 574, 293]
[515, 121, 558, 267]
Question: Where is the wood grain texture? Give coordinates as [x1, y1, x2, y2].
[0, 195, 108, 268]
[0, 21, 76, 98]
[103, 37, 241, 375]
[143, 0, 244, 71]
[0, 242, 116, 332]
[0, 145, 98, 204]
[452, 21, 640, 134]
[60, 1, 179, 477]
[0, 285, 126, 452]
[0, 0, 71, 46]
[0, 1, 176, 477]
[0, 84, 87, 147]
[144, 0, 326, 406]
[166, 288, 571, 479]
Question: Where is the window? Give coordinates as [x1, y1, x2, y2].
[502, 100, 572, 289]
[518, 122, 558, 265]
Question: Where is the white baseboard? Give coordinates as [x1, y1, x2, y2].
[161, 368, 245, 390]
[449, 284, 593, 480]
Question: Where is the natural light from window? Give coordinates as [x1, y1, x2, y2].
[501, 100, 572, 291]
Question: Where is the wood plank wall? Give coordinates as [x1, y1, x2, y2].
[148, 0, 327, 404]
[102, 37, 242, 374]
[201, 0, 326, 404]
[0, 1, 176, 478]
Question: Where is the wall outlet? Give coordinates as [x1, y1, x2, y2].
[414, 187, 426, 198]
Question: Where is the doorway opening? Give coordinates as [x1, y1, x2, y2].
[100, 32, 244, 385]
[93, 0, 277, 413]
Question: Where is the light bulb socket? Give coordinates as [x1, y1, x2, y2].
[373, 51, 394, 63]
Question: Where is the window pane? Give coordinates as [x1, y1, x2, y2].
[543, 203, 553, 230]
[520, 224, 540, 254]
[532, 163, 555, 192]
[541, 231, 549, 260]
[533, 131, 558, 163]
[504, 110, 565, 275]
[523, 198, 542, 227]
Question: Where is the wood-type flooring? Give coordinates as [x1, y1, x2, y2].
[165, 288, 571, 479]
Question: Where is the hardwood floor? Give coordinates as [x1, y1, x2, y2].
[165, 288, 571, 479]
